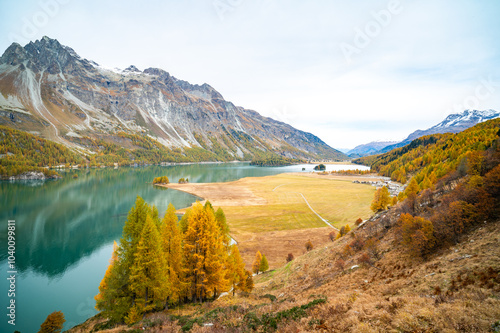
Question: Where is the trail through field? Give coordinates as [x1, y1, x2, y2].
[272, 183, 338, 230]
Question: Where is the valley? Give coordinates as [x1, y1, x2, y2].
[158, 172, 376, 269]
[0, 32, 499, 333]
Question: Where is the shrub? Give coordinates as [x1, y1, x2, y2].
[349, 237, 365, 252]
[305, 240, 313, 251]
[328, 231, 336, 241]
[335, 259, 345, 271]
[358, 252, 372, 266]
[286, 253, 294, 262]
[398, 213, 435, 257]
[355, 218, 363, 226]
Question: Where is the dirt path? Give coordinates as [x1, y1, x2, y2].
[271, 183, 337, 230]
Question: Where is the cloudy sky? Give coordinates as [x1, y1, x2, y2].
[1, 0, 499, 149]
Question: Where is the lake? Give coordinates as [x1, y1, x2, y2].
[0, 162, 368, 332]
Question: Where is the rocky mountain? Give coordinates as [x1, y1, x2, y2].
[379, 109, 499, 154]
[348, 110, 499, 157]
[346, 140, 399, 158]
[0, 36, 344, 161]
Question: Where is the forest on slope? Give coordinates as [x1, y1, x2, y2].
[0, 125, 309, 178]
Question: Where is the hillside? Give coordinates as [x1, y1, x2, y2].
[379, 109, 500, 154]
[0, 125, 83, 179]
[68, 118, 500, 332]
[349, 110, 499, 157]
[0, 36, 345, 165]
[354, 118, 500, 185]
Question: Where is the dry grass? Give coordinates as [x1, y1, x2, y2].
[163, 174, 375, 233]
[160, 173, 375, 270]
[70, 213, 500, 332]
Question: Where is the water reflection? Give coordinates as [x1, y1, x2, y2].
[0, 166, 200, 277]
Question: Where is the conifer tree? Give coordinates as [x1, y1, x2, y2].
[215, 207, 230, 248]
[405, 178, 420, 199]
[183, 202, 229, 302]
[237, 270, 254, 293]
[179, 209, 191, 234]
[95, 241, 118, 312]
[252, 251, 262, 274]
[38, 311, 65, 333]
[95, 196, 158, 322]
[371, 186, 391, 212]
[161, 203, 185, 305]
[129, 214, 169, 317]
[202, 204, 229, 299]
[227, 244, 246, 296]
[259, 254, 269, 273]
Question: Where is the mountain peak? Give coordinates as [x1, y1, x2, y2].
[0, 42, 27, 65]
[124, 65, 141, 73]
[0, 37, 345, 161]
[432, 109, 499, 129]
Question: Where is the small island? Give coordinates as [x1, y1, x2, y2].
[313, 164, 326, 171]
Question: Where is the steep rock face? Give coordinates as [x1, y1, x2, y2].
[0, 36, 344, 160]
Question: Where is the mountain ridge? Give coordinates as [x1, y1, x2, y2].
[0, 36, 345, 162]
[348, 109, 499, 157]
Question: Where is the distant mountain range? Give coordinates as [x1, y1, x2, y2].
[347, 109, 499, 157]
[0, 36, 345, 161]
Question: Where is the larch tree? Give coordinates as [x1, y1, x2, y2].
[202, 203, 229, 299]
[371, 186, 391, 212]
[95, 241, 119, 314]
[129, 214, 169, 320]
[237, 270, 254, 293]
[259, 254, 269, 273]
[95, 197, 158, 323]
[405, 178, 420, 199]
[227, 244, 246, 296]
[215, 207, 230, 249]
[161, 203, 185, 306]
[252, 251, 262, 275]
[183, 202, 229, 302]
[38, 311, 65, 333]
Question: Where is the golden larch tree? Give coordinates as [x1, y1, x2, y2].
[161, 203, 186, 305]
[129, 214, 169, 319]
[252, 251, 262, 275]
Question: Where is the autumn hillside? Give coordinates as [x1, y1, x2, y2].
[70, 119, 500, 332]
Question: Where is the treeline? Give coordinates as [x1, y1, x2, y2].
[95, 198, 253, 325]
[359, 119, 500, 189]
[0, 125, 84, 178]
[250, 154, 303, 167]
[329, 169, 372, 175]
[1, 123, 327, 176]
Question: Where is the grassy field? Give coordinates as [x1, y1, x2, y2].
[162, 173, 376, 269]
[222, 173, 375, 232]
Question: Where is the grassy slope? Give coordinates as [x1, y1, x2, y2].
[70, 211, 500, 333]
[69, 119, 500, 332]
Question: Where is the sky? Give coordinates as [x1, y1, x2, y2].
[1, 0, 500, 150]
